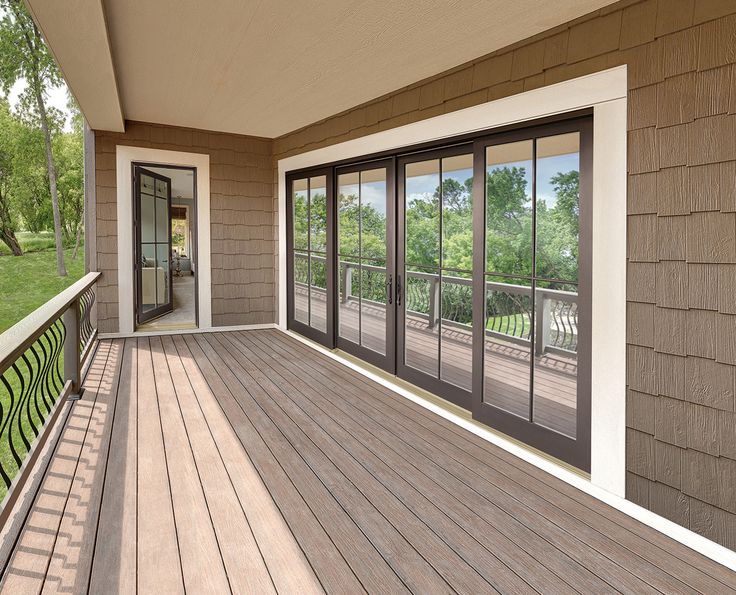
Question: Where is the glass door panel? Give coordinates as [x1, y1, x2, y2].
[287, 171, 334, 347]
[135, 166, 173, 324]
[532, 132, 581, 439]
[398, 148, 474, 409]
[335, 161, 394, 371]
[473, 119, 591, 471]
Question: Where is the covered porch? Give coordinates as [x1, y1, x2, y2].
[0, 328, 733, 593]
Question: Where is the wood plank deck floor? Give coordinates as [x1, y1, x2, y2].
[0, 329, 734, 593]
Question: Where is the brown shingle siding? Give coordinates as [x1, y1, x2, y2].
[656, 352, 686, 400]
[655, 396, 687, 447]
[94, 122, 274, 331]
[268, 2, 736, 550]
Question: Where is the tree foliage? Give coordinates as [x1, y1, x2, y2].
[0, 0, 68, 274]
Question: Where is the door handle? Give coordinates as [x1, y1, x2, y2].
[386, 275, 393, 305]
[396, 275, 402, 306]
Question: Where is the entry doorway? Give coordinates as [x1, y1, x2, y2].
[133, 163, 198, 330]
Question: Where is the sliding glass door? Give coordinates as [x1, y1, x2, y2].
[286, 169, 334, 346]
[472, 118, 592, 471]
[336, 160, 396, 371]
[285, 114, 592, 470]
[397, 147, 475, 409]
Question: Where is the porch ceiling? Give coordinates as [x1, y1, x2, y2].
[27, 0, 617, 137]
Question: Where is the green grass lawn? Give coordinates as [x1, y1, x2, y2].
[0, 246, 85, 334]
[0, 244, 85, 500]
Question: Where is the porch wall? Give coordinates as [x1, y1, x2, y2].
[94, 122, 275, 332]
[273, 0, 736, 548]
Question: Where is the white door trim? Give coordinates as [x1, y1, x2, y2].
[115, 146, 212, 333]
[278, 65, 628, 498]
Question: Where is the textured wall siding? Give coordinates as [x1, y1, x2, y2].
[94, 122, 274, 332]
[272, 0, 736, 549]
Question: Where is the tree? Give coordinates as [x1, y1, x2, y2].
[55, 98, 84, 259]
[0, 99, 22, 255]
[0, 0, 67, 275]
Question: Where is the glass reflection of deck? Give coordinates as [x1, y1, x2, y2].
[294, 286, 576, 438]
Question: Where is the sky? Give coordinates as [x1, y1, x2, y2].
[7, 78, 74, 131]
[0, 4, 74, 131]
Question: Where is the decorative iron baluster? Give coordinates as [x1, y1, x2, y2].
[79, 287, 95, 355]
[0, 318, 65, 495]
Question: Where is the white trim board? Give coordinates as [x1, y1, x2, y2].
[278, 66, 627, 496]
[283, 329, 736, 572]
[115, 146, 212, 333]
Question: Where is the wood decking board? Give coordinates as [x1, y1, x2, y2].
[233, 330, 587, 594]
[169, 335, 323, 595]
[135, 337, 184, 593]
[196, 332, 447, 593]
[213, 332, 509, 593]
[88, 338, 138, 594]
[256, 332, 664, 594]
[265, 330, 736, 594]
[0, 330, 734, 594]
[42, 338, 125, 594]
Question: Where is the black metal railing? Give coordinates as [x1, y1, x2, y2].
[294, 253, 577, 355]
[0, 272, 100, 519]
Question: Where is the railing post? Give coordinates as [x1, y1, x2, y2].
[341, 263, 352, 304]
[534, 291, 551, 357]
[428, 277, 440, 329]
[63, 298, 82, 399]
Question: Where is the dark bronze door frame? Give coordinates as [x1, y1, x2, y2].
[471, 117, 593, 471]
[134, 165, 173, 325]
[285, 111, 592, 471]
[396, 144, 474, 410]
[286, 168, 335, 348]
[334, 158, 396, 373]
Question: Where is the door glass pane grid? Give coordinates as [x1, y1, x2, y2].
[483, 134, 581, 438]
[291, 176, 329, 333]
[404, 155, 474, 386]
[360, 258, 387, 355]
[337, 167, 388, 355]
[139, 172, 170, 315]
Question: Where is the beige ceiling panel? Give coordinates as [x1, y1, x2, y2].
[25, 0, 124, 132]
[30, 1, 617, 137]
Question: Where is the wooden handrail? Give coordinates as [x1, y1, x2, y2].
[0, 272, 100, 375]
[0, 271, 101, 525]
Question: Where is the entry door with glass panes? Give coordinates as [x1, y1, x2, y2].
[472, 118, 592, 471]
[286, 170, 334, 347]
[135, 166, 173, 324]
[397, 147, 475, 410]
[335, 160, 396, 371]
